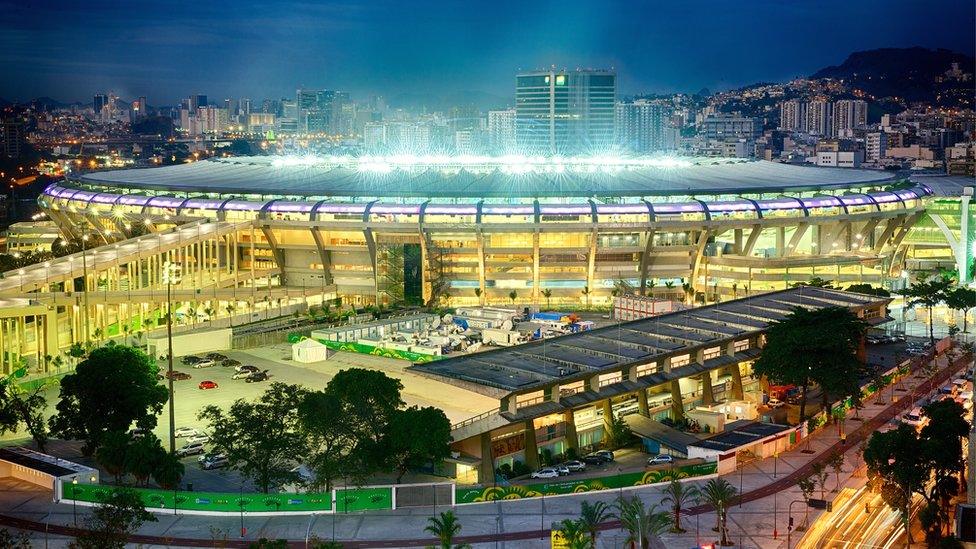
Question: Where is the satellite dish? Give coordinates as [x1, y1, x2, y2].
[501, 320, 513, 331]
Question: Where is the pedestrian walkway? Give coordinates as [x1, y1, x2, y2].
[0, 351, 968, 548]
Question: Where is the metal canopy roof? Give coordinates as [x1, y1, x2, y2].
[74, 156, 897, 199]
[411, 286, 888, 393]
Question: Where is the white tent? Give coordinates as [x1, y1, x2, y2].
[292, 338, 330, 363]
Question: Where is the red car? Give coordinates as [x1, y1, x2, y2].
[198, 380, 218, 390]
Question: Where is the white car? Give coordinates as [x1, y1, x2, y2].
[176, 442, 205, 457]
[186, 433, 210, 445]
[902, 407, 925, 427]
[192, 360, 216, 369]
[199, 454, 229, 470]
[767, 398, 786, 409]
[530, 468, 560, 479]
[174, 427, 198, 438]
[647, 454, 674, 465]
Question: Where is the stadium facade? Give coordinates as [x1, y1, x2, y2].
[38, 155, 931, 308]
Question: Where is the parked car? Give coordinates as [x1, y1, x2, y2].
[174, 427, 198, 438]
[206, 353, 228, 361]
[563, 460, 586, 472]
[594, 450, 615, 462]
[192, 359, 216, 369]
[902, 407, 925, 428]
[176, 442, 205, 457]
[166, 370, 191, 381]
[186, 433, 210, 444]
[221, 358, 241, 368]
[232, 370, 254, 380]
[767, 398, 786, 409]
[198, 380, 219, 390]
[582, 454, 606, 465]
[199, 453, 229, 470]
[647, 454, 674, 465]
[530, 467, 560, 479]
[181, 355, 202, 365]
[128, 427, 149, 438]
[245, 371, 269, 383]
[952, 378, 969, 391]
[235, 364, 260, 374]
[554, 464, 570, 476]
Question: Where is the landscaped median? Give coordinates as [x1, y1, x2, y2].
[59, 460, 719, 516]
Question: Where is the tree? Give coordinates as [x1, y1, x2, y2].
[298, 391, 354, 492]
[844, 283, 891, 297]
[152, 450, 185, 490]
[581, 285, 591, 308]
[576, 500, 612, 545]
[944, 286, 976, 333]
[542, 288, 553, 309]
[508, 290, 518, 305]
[700, 478, 737, 546]
[199, 383, 308, 493]
[69, 488, 157, 549]
[605, 413, 633, 449]
[752, 306, 866, 422]
[660, 479, 700, 533]
[556, 519, 593, 549]
[474, 287, 482, 305]
[385, 406, 452, 483]
[825, 452, 845, 493]
[96, 431, 132, 484]
[811, 461, 830, 501]
[802, 277, 833, 288]
[901, 276, 952, 343]
[0, 528, 31, 548]
[0, 379, 49, 451]
[614, 495, 671, 549]
[797, 476, 816, 529]
[423, 510, 469, 549]
[125, 435, 164, 486]
[49, 346, 167, 456]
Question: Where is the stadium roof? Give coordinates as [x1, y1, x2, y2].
[72, 155, 898, 199]
[410, 286, 890, 394]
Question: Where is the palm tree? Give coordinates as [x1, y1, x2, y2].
[424, 510, 468, 549]
[701, 478, 738, 546]
[508, 290, 518, 305]
[557, 519, 593, 549]
[614, 495, 672, 549]
[944, 286, 976, 333]
[731, 282, 738, 299]
[474, 287, 483, 305]
[680, 279, 694, 305]
[660, 479, 701, 533]
[577, 500, 612, 545]
[225, 303, 236, 327]
[542, 288, 553, 310]
[901, 275, 952, 343]
[581, 285, 591, 308]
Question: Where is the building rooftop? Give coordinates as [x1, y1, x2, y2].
[71, 155, 898, 199]
[688, 421, 795, 453]
[410, 286, 889, 395]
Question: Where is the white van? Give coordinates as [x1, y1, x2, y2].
[902, 407, 925, 428]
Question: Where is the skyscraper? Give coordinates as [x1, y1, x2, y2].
[515, 69, 616, 155]
[487, 109, 516, 154]
[93, 94, 107, 116]
[779, 100, 806, 132]
[615, 100, 672, 153]
[806, 100, 833, 137]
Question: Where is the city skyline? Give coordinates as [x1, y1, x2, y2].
[1, 0, 974, 105]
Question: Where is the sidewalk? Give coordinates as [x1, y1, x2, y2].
[0, 352, 967, 549]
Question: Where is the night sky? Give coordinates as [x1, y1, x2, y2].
[2, 0, 973, 105]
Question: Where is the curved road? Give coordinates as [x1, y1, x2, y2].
[0, 353, 966, 548]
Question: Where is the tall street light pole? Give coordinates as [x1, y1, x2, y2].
[162, 261, 180, 453]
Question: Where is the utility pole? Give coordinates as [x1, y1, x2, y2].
[162, 261, 180, 453]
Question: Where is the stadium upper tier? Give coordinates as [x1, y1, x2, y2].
[67, 155, 899, 199]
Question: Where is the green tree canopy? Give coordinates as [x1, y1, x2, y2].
[69, 487, 157, 549]
[944, 286, 976, 332]
[753, 306, 866, 422]
[0, 380, 49, 451]
[50, 346, 167, 456]
[384, 405, 452, 483]
[199, 382, 308, 493]
[901, 276, 953, 342]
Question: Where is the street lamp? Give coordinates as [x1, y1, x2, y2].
[162, 261, 181, 453]
[71, 477, 78, 526]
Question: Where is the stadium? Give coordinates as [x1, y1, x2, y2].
[39, 155, 929, 307]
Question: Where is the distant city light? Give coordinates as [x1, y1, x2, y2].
[270, 154, 694, 173]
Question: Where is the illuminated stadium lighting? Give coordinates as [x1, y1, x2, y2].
[270, 153, 695, 173]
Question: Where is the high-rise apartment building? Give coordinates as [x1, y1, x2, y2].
[806, 101, 833, 137]
[834, 99, 868, 137]
[93, 94, 108, 116]
[866, 132, 887, 161]
[615, 100, 672, 153]
[487, 109, 516, 153]
[700, 114, 760, 141]
[779, 100, 806, 131]
[515, 69, 616, 155]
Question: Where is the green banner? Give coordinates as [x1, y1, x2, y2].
[334, 486, 393, 512]
[62, 482, 333, 513]
[308, 337, 441, 363]
[455, 461, 717, 503]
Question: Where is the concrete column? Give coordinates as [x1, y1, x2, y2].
[602, 399, 614, 433]
[670, 380, 684, 421]
[563, 411, 578, 451]
[729, 363, 745, 400]
[523, 420, 540, 470]
[733, 229, 743, 254]
[701, 371, 715, 406]
[479, 432, 494, 484]
[637, 389, 649, 417]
